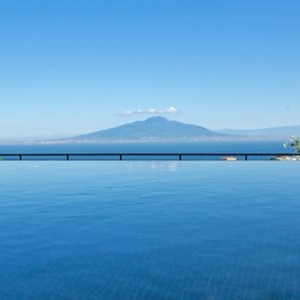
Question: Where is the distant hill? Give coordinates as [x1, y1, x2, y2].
[60, 116, 236, 143]
[3, 117, 297, 145]
[217, 125, 300, 140]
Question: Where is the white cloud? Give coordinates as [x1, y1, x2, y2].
[119, 106, 179, 116]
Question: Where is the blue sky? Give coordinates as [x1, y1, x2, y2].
[1, 0, 299, 138]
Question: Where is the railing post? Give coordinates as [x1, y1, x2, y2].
[19, 155, 22, 161]
[66, 155, 70, 161]
[179, 154, 182, 160]
[120, 154, 123, 161]
[245, 154, 248, 161]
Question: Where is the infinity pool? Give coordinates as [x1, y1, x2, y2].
[0, 161, 299, 299]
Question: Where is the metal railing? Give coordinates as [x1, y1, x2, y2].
[0, 153, 298, 161]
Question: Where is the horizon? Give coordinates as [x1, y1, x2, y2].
[1, 0, 300, 138]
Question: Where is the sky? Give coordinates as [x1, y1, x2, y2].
[1, 0, 300, 138]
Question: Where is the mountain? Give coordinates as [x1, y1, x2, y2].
[1, 117, 297, 145]
[41, 117, 299, 145]
[60, 116, 234, 143]
[217, 125, 300, 140]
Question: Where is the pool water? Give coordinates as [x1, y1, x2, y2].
[0, 161, 300, 299]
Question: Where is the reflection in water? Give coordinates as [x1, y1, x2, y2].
[123, 161, 178, 172]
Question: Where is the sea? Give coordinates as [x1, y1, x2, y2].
[1, 141, 299, 299]
[0, 141, 294, 161]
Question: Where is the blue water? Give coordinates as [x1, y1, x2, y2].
[0, 141, 293, 161]
[0, 141, 291, 153]
[0, 161, 299, 299]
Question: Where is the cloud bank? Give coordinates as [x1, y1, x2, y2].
[119, 106, 179, 116]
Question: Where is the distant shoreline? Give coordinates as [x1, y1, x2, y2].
[0, 137, 287, 146]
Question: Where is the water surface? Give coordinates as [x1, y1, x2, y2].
[0, 161, 299, 299]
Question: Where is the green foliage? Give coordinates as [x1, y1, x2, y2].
[284, 135, 300, 154]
